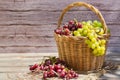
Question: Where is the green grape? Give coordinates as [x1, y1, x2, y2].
[81, 21, 86, 25]
[89, 30, 95, 35]
[91, 44, 96, 49]
[96, 46, 101, 51]
[101, 46, 105, 51]
[87, 29, 91, 33]
[93, 20, 98, 27]
[75, 34, 81, 36]
[93, 49, 98, 55]
[83, 25, 88, 30]
[72, 20, 106, 56]
[77, 28, 82, 33]
[91, 38, 96, 43]
[98, 40, 101, 44]
[101, 39, 106, 45]
[95, 28, 100, 33]
[88, 25, 93, 29]
[85, 40, 90, 44]
[88, 33, 94, 40]
[94, 42, 99, 48]
[83, 30, 88, 36]
[87, 20, 92, 24]
[97, 21, 102, 28]
[94, 34, 98, 38]
[98, 28, 104, 35]
[99, 49, 105, 56]
[73, 31, 80, 36]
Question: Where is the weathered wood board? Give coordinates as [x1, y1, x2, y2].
[0, 53, 119, 80]
[0, 0, 119, 53]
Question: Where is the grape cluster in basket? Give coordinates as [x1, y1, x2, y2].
[54, 19, 107, 56]
[29, 57, 78, 80]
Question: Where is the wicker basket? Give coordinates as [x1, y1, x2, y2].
[54, 2, 110, 72]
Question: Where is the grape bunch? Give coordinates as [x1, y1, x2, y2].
[73, 20, 106, 56]
[54, 19, 82, 36]
[29, 57, 78, 80]
[54, 19, 108, 56]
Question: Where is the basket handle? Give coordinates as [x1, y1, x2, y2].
[58, 2, 108, 34]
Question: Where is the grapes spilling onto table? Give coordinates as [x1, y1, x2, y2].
[29, 57, 78, 80]
[55, 19, 108, 56]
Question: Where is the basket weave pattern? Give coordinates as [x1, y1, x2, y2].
[54, 2, 110, 71]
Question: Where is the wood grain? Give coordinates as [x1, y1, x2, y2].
[0, 0, 119, 53]
[0, 11, 119, 25]
[0, 0, 119, 11]
[0, 53, 119, 80]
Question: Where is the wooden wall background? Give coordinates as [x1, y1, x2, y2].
[0, 0, 120, 54]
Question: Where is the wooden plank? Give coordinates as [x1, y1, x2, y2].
[0, 46, 119, 53]
[0, 46, 58, 53]
[0, 67, 29, 73]
[0, 53, 57, 57]
[9, 11, 119, 25]
[0, 36, 56, 46]
[0, 11, 119, 25]
[0, 0, 119, 11]
[0, 25, 55, 36]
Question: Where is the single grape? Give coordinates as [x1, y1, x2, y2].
[97, 21, 102, 28]
[88, 25, 93, 29]
[63, 24, 69, 29]
[44, 59, 51, 66]
[77, 22, 82, 28]
[85, 40, 91, 45]
[59, 70, 66, 78]
[77, 28, 82, 33]
[91, 38, 96, 43]
[98, 28, 104, 35]
[91, 44, 96, 49]
[63, 28, 71, 36]
[69, 20, 74, 25]
[88, 33, 94, 40]
[43, 71, 48, 79]
[57, 69, 62, 73]
[81, 21, 86, 25]
[87, 20, 92, 24]
[93, 49, 98, 55]
[83, 25, 88, 30]
[29, 64, 38, 70]
[94, 42, 99, 47]
[82, 29, 88, 36]
[94, 34, 98, 38]
[100, 46, 105, 51]
[73, 31, 81, 36]
[96, 46, 101, 51]
[101, 39, 106, 45]
[99, 50, 105, 56]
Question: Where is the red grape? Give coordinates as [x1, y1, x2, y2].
[69, 20, 74, 25]
[29, 57, 78, 80]
[57, 69, 62, 73]
[59, 70, 66, 78]
[63, 24, 69, 29]
[29, 64, 38, 70]
[77, 22, 82, 28]
[43, 71, 48, 79]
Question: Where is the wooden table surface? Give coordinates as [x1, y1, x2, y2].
[0, 53, 119, 80]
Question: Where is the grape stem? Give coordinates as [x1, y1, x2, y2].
[52, 70, 60, 77]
